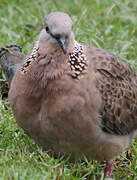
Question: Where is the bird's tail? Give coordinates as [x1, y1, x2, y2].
[0, 44, 24, 86]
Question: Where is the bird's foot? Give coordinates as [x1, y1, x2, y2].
[104, 161, 114, 179]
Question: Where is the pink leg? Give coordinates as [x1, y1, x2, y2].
[104, 162, 114, 178]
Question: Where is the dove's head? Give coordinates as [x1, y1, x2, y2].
[39, 12, 74, 54]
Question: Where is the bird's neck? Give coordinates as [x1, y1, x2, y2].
[20, 38, 87, 87]
[20, 41, 69, 85]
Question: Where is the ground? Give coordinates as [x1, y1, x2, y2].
[0, 0, 137, 179]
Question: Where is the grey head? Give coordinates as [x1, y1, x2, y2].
[40, 12, 74, 54]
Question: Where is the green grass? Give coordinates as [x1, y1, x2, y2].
[0, 0, 137, 179]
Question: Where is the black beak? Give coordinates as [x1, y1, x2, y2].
[57, 38, 68, 54]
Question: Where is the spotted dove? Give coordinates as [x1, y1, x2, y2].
[0, 45, 24, 98]
[2, 12, 137, 179]
[0, 45, 24, 86]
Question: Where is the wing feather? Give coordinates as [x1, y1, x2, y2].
[92, 48, 137, 135]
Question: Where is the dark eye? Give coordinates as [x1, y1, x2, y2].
[45, 26, 49, 33]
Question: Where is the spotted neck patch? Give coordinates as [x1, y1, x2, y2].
[21, 41, 87, 78]
[68, 41, 87, 79]
[21, 42, 39, 73]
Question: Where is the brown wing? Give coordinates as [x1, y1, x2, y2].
[92, 48, 137, 135]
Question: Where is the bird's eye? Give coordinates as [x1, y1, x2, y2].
[45, 26, 49, 33]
